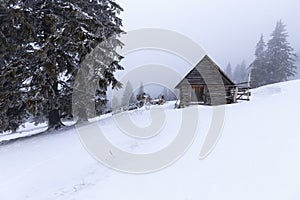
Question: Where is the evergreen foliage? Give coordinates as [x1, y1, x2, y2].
[233, 61, 248, 84]
[121, 81, 134, 107]
[225, 62, 233, 80]
[0, 0, 124, 132]
[250, 21, 296, 88]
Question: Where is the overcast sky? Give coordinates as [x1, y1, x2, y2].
[117, 0, 300, 68]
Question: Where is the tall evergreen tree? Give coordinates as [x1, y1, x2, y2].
[162, 87, 169, 101]
[264, 20, 296, 84]
[250, 35, 268, 88]
[233, 60, 248, 84]
[255, 34, 266, 57]
[0, 0, 124, 132]
[0, 4, 36, 132]
[225, 62, 233, 80]
[295, 50, 300, 78]
[121, 81, 134, 107]
[137, 82, 145, 98]
[250, 21, 296, 87]
[111, 97, 120, 111]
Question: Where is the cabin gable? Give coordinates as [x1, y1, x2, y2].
[175, 55, 236, 107]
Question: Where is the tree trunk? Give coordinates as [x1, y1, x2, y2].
[48, 109, 62, 130]
[48, 81, 63, 130]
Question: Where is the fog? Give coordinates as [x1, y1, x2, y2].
[117, 0, 300, 68]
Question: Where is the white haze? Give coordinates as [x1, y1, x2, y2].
[117, 0, 300, 68]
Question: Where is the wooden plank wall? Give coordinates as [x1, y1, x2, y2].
[178, 56, 234, 106]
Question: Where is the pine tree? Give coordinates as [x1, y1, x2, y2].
[136, 82, 146, 107]
[250, 35, 268, 88]
[0, 4, 34, 132]
[136, 82, 145, 99]
[264, 20, 296, 85]
[111, 97, 120, 112]
[73, 36, 123, 122]
[225, 62, 233, 80]
[121, 81, 134, 107]
[0, 0, 124, 132]
[233, 61, 248, 84]
[162, 87, 168, 101]
[294, 50, 300, 78]
[240, 61, 248, 83]
[255, 34, 266, 57]
[250, 21, 296, 88]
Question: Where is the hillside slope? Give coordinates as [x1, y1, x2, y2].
[1, 80, 300, 200]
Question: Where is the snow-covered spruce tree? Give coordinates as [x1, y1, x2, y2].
[111, 97, 120, 112]
[264, 20, 296, 85]
[137, 82, 145, 96]
[250, 35, 268, 88]
[135, 82, 146, 106]
[0, 0, 124, 131]
[162, 87, 169, 101]
[0, 4, 35, 133]
[290, 50, 300, 79]
[225, 62, 233, 80]
[121, 81, 134, 108]
[233, 60, 248, 84]
[296, 50, 300, 78]
[73, 36, 123, 122]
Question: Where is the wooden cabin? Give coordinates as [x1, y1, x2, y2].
[175, 55, 238, 107]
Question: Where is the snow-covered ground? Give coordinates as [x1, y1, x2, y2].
[1, 80, 300, 200]
[0, 122, 48, 143]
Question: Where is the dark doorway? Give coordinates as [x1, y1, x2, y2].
[192, 86, 204, 102]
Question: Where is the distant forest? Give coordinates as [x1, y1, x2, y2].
[224, 20, 298, 88]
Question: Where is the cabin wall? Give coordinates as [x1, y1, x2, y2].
[179, 85, 192, 107]
[179, 84, 231, 106]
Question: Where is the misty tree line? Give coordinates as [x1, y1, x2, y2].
[0, 0, 124, 133]
[111, 81, 176, 111]
[225, 20, 298, 88]
[224, 61, 248, 85]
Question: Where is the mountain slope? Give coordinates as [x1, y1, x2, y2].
[1, 80, 300, 200]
